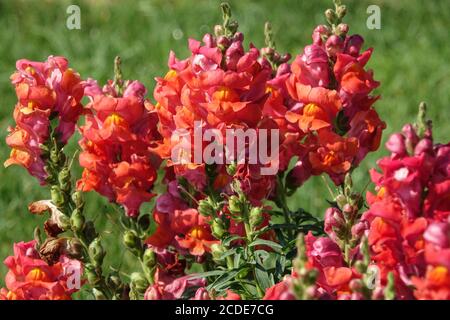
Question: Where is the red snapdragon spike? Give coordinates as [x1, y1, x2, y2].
[5, 56, 85, 184]
[361, 122, 450, 299]
[77, 79, 161, 217]
[0, 241, 82, 300]
[283, 26, 383, 186]
[152, 31, 281, 201]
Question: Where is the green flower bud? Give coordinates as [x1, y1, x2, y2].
[57, 214, 71, 230]
[325, 9, 337, 25]
[92, 288, 107, 300]
[228, 21, 239, 35]
[210, 243, 225, 260]
[123, 230, 141, 251]
[85, 263, 101, 286]
[71, 191, 85, 209]
[198, 199, 215, 217]
[335, 194, 347, 209]
[58, 166, 71, 192]
[142, 248, 157, 269]
[50, 148, 59, 164]
[336, 5, 347, 19]
[226, 163, 237, 176]
[214, 24, 224, 37]
[70, 208, 85, 232]
[89, 238, 105, 267]
[344, 173, 353, 196]
[51, 185, 66, 207]
[130, 272, 149, 294]
[211, 218, 226, 239]
[228, 195, 241, 215]
[249, 207, 263, 228]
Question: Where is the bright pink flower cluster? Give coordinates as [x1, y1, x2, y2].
[77, 79, 161, 217]
[0, 241, 82, 300]
[5, 57, 84, 183]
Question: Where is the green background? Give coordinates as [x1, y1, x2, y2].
[0, 0, 449, 292]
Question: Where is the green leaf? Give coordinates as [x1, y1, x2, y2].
[218, 248, 237, 260]
[249, 239, 283, 252]
[233, 252, 241, 269]
[188, 270, 225, 280]
[222, 235, 244, 247]
[255, 266, 274, 291]
[207, 269, 240, 291]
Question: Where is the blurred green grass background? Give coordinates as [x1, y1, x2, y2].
[0, 0, 449, 289]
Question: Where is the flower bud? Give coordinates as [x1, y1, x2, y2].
[123, 230, 141, 251]
[194, 287, 211, 300]
[280, 53, 291, 64]
[351, 220, 369, 240]
[51, 185, 66, 207]
[324, 207, 344, 240]
[249, 207, 264, 228]
[142, 248, 157, 269]
[336, 5, 347, 19]
[50, 148, 60, 165]
[414, 138, 433, 155]
[228, 21, 239, 35]
[58, 166, 71, 192]
[130, 272, 149, 294]
[198, 199, 215, 217]
[70, 208, 85, 232]
[312, 25, 331, 45]
[233, 32, 244, 42]
[217, 36, 230, 50]
[85, 263, 101, 286]
[92, 288, 107, 300]
[89, 238, 105, 267]
[57, 214, 71, 231]
[335, 194, 347, 209]
[226, 162, 237, 175]
[261, 47, 275, 58]
[326, 35, 344, 57]
[202, 33, 214, 47]
[214, 25, 224, 37]
[344, 34, 364, 56]
[325, 9, 337, 25]
[144, 285, 162, 300]
[107, 271, 122, 290]
[402, 123, 419, 153]
[211, 218, 226, 239]
[336, 23, 349, 36]
[210, 243, 225, 260]
[228, 195, 242, 215]
[71, 191, 85, 209]
[385, 133, 406, 156]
